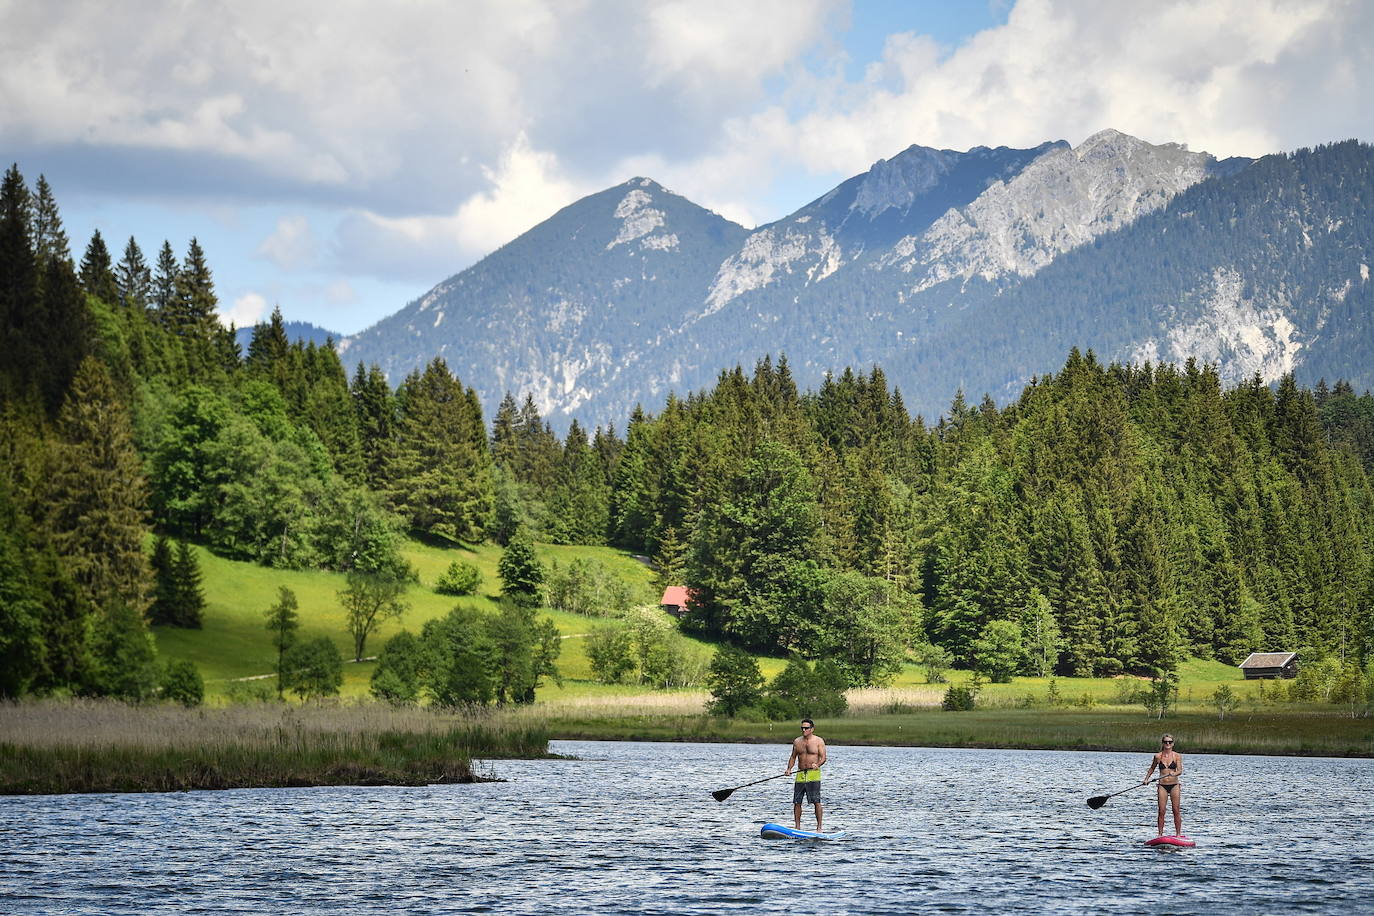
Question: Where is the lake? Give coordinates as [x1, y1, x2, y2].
[2, 740, 1371, 914]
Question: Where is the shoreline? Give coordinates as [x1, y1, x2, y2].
[536, 706, 1374, 759]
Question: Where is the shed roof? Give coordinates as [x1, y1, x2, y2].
[660, 586, 689, 607]
[1239, 652, 1297, 668]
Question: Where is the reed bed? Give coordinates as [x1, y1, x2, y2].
[524, 689, 711, 717]
[0, 699, 551, 795]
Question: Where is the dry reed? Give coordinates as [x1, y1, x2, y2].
[0, 699, 551, 795]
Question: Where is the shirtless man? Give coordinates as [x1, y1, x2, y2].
[785, 718, 827, 831]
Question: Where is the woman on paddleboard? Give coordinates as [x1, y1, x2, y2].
[1143, 733, 1183, 836]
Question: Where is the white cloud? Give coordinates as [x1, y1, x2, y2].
[222, 291, 268, 328]
[714, 0, 1367, 185]
[5, 0, 1369, 300]
[330, 133, 592, 281]
[256, 215, 318, 271]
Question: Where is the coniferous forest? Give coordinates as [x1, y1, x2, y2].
[4, 164, 1374, 702]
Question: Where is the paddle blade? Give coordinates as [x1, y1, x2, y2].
[712, 788, 734, 802]
[1086, 795, 1108, 809]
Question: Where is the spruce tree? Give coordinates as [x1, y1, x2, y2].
[148, 534, 177, 625]
[42, 357, 153, 616]
[115, 236, 151, 311]
[151, 240, 179, 323]
[386, 358, 493, 542]
[79, 229, 119, 304]
[171, 539, 205, 628]
[498, 529, 545, 608]
[31, 175, 70, 267]
[352, 363, 396, 489]
[175, 236, 218, 336]
[0, 164, 38, 405]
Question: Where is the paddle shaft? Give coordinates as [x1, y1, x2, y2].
[712, 771, 792, 801]
[1088, 775, 1174, 808]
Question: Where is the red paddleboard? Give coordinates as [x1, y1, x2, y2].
[1145, 835, 1196, 848]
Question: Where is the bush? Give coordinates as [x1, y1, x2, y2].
[498, 531, 545, 608]
[941, 685, 977, 711]
[971, 620, 1023, 684]
[371, 630, 423, 704]
[764, 656, 848, 719]
[585, 624, 636, 684]
[705, 646, 764, 717]
[160, 660, 205, 707]
[280, 637, 344, 699]
[915, 643, 953, 684]
[546, 558, 643, 617]
[1211, 683, 1239, 720]
[434, 561, 482, 597]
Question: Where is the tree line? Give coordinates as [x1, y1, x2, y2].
[4, 163, 1374, 704]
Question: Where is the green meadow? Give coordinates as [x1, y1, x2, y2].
[139, 538, 1374, 761]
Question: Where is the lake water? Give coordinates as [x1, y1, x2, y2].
[2, 740, 1372, 914]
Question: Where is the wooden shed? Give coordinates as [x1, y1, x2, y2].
[1239, 652, 1299, 679]
[660, 586, 691, 618]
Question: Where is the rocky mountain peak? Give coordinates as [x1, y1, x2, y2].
[851, 145, 957, 218]
[883, 130, 1220, 291]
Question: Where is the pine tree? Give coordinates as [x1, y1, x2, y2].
[79, 229, 118, 304]
[115, 236, 151, 311]
[171, 539, 205, 628]
[386, 358, 493, 542]
[352, 362, 397, 490]
[0, 164, 38, 406]
[148, 534, 177, 625]
[31, 175, 70, 268]
[499, 529, 546, 608]
[42, 357, 152, 615]
[151, 240, 179, 323]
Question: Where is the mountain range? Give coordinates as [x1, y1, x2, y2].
[337, 130, 1374, 431]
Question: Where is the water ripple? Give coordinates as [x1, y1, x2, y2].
[1, 741, 1371, 914]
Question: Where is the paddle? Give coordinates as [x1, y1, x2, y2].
[1087, 776, 1167, 809]
[712, 772, 791, 802]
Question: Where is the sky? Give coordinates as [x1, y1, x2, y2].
[2, 0, 1371, 336]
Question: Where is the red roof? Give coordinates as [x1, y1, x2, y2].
[660, 586, 689, 607]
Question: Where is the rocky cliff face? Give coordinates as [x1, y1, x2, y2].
[340, 133, 1374, 431]
[884, 130, 1219, 293]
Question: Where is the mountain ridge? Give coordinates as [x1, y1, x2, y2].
[339, 132, 1374, 432]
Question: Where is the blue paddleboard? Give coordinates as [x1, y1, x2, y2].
[760, 823, 846, 840]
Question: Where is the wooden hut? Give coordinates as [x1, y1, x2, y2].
[660, 586, 691, 618]
[1238, 652, 1299, 679]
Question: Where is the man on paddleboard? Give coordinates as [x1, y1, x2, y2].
[786, 718, 827, 831]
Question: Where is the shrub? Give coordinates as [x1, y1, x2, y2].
[705, 646, 764, 717]
[915, 642, 953, 684]
[434, 561, 482, 596]
[160, 660, 204, 707]
[545, 558, 643, 617]
[280, 637, 344, 700]
[371, 630, 423, 705]
[1211, 684, 1239, 720]
[764, 656, 848, 719]
[941, 685, 977, 711]
[585, 624, 637, 684]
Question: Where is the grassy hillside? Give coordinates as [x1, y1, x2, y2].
[164, 537, 1274, 707]
[155, 538, 714, 699]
